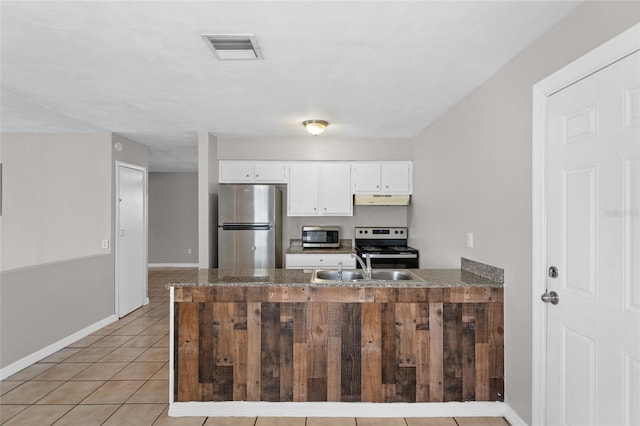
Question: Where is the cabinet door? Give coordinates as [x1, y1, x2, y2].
[254, 162, 287, 183]
[287, 162, 319, 216]
[219, 161, 253, 182]
[320, 163, 352, 216]
[381, 162, 412, 193]
[351, 162, 381, 193]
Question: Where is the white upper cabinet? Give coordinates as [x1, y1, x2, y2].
[219, 161, 287, 183]
[288, 162, 352, 216]
[351, 161, 412, 194]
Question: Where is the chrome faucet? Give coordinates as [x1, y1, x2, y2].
[351, 253, 372, 279]
[337, 261, 343, 281]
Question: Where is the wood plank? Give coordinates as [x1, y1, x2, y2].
[261, 302, 280, 401]
[327, 336, 342, 401]
[246, 302, 261, 401]
[307, 378, 328, 402]
[416, 303, 429, 331]
[267, 287, 309, 303]
[280, 304, 294, 402]
[176, 302, 200, 401]
[475, 342, 489, 400]
[382, 384, 396, 402]
[443, 303, 463, 402]
[198, 302, 214, 384]
[293, 303, 307, 344]
[488, 302, 504, 402]
[341, 303, 361, 402]
[374, 288, 397, 303]
[396, 367, 417, 402]
[233, 302, 247, 330]
[328, 303, 342, 338]
[462, 312, 476, 401]
[307, 303, 328, 379]
[212, 365, 233, 401]
[416, 330, 430, 402]
[233, 329, 248, 401]
[396, 303, 417, 367]
[293, 342, 308, 401]
[214, 302, 234, 367]
[397, 288, 428, 303]
[381, 303, 396, 386]
[428, 302, 444, 402]
[361, 303, 382, 402]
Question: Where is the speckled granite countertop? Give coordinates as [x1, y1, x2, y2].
[168, 268, 502, 288]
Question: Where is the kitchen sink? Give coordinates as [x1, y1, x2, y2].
[311, 269, 423, 283]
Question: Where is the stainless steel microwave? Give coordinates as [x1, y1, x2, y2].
[302, 226, 340, 248]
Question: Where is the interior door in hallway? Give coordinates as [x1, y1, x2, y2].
[545, 50, 640, 425]
[116, 162, 147, 318]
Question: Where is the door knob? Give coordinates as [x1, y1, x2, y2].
[120, 229, 125, 237]
[541, 291, 559, 305]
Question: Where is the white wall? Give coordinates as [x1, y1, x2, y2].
[148, 172, 198, 264]
[1, 133, 111, 271]
[409, 2, 640, 422]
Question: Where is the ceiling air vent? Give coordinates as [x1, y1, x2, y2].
[201, 34, 262, 60]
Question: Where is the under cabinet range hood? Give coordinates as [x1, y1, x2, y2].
[354, 194, 411, 206]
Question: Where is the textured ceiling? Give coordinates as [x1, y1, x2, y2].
[0, 1, 581, 171]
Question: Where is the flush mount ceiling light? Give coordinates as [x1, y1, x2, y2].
[303, 120, 329, 136]
[201, 34, 262, 60]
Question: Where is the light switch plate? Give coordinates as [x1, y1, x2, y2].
[467, 232, 474, 248]
[102, 239, 110, 249]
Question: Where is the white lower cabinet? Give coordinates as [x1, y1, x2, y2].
[287, 162, 352, 216]
[285, 253, 356, 270]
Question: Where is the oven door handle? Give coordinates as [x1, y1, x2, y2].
[364, 253, 418, 259]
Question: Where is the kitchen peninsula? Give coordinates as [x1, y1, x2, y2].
[169, 266, 504, 417]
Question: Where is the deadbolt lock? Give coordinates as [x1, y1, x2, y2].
[548, 266, 559, 278]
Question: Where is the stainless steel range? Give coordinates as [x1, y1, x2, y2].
[354, 226, 419, 269]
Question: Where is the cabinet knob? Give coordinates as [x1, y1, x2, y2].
[376, 185, 379, 188]
[255, 174, 260, 178]
[385, 185, 389, 188]
[324, 207, 327, 211]
[245, 174, 250, 177]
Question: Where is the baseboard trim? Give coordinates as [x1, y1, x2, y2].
[0, 314, 118, 380]
[169, 401, 509, 418]
[504, 403, 528, 425]
[148, 263, 198, 268]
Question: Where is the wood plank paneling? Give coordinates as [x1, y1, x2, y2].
[174, 286, 504, 404]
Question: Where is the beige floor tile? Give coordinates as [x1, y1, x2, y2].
[102, 403, 166, 426]
[150, 362, 169, 380]
[112, 362, 166, 380]
[136, 347, 169, 362]
[153, 335, 170, 348]
[0, 405, 28, 424]
[406, 418, 458, 426]
[2, 404, 72, 426]
[33, 362, 90, 380]
[121, 334, 165, 348]
[100, 347, 148, 363]
[204, 417, 257, 426]
[307, 418, 356, 426]
[255, 417, 306, 426]
[151, 406, 207, 426]
[0, 381, 24, 396]
[111, 324, 153, 335]
[71, 362, 128, 380]
[127, 380, 169, 403]
[0, 381, 64, 404]
[65, 347, 115, 362]
[91, 335, 135, 348]
[140, 324, 170, 336]
[35, 380, 104, 404]
[356, 418, 407, 426]
[80, 380, 145, 404]
[53, 404, 120, 426]
[4, 363, 55, 381]
[68, 334, 103, 347]
[454, 417, 509, 426]
[39, 348, 82, 363]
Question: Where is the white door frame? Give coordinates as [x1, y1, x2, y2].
[115, 161, 149, 318]
[531, 23, 640, 425]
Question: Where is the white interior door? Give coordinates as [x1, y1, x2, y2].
[116, 162, 147, 318]
[545, 50, 640, 425]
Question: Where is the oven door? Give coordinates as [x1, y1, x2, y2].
[365, 253, 419, 269]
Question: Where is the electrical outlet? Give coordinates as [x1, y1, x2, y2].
[467, 232, 474, 248]
[187, 248, 192, 255]
[102, 239, 110, 249]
